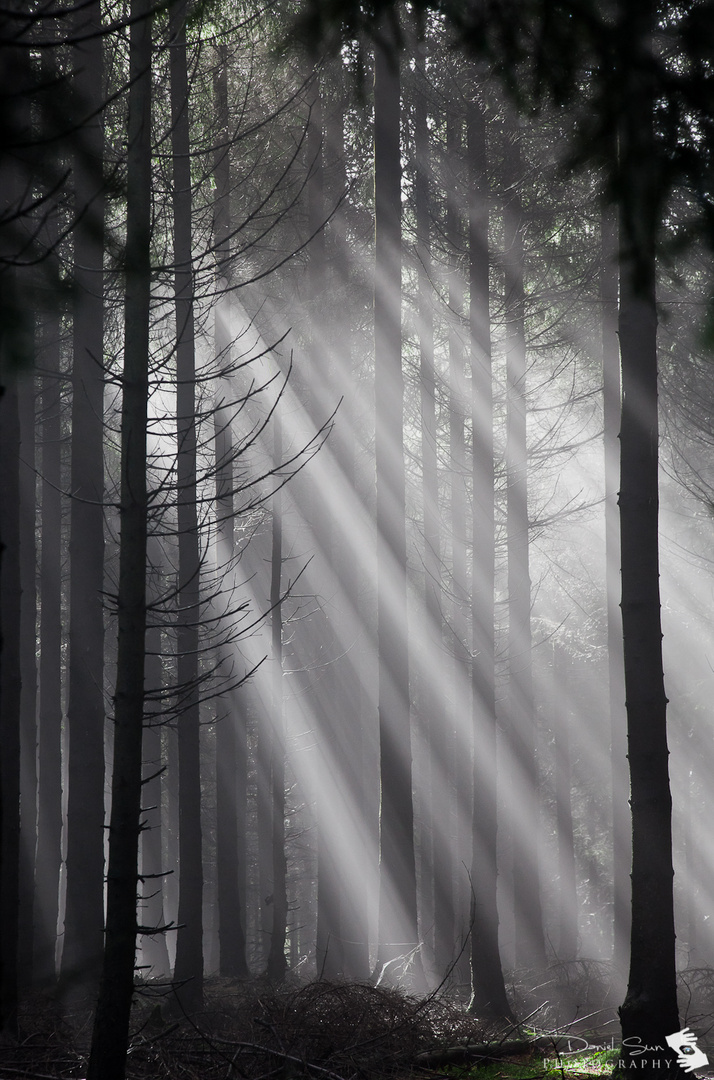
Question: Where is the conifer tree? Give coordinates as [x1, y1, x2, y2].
[87, 0, 153, 1071]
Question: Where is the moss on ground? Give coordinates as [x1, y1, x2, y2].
[441, 1048, 622, 1080]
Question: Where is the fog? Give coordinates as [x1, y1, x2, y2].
[1, 4, 714, 1074]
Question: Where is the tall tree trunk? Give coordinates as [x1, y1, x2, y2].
[170, 0, 204, 1012]
[34, 286, 64, 985]
[0, 375, 22, 1031]
[448, 108, 472, 983]
[308, 71, 344, 982]
[467, 90, 512, 1019]
[617, 240, 679, 1067]
[215, 684, 249, 977]
[257, 647, 273, 965]
[18, 374, 37, 984]
[0, 32, 33, 1027]
[308, 69, 356, 982]
[374, 31, 421, 983]
[553, 646, 577, 963]
[432, 107, 463, 980]
[266, 419, 287, 982]
[86, 2, 152, 1073]
[414, 47, 439, 979]
[212, 46, 250, 982]
[682, 760, 696, 965]
[503, 121, 546, 972]
[140, 547, 171, 978]
[33, 37, 64, 985]
[323, 70, 371, 981]
[61, 0, 106, 999]
[617, 4, 679, 1062]
[165, 720, 180, 967]
[601, 207, 630, 992]
[140, 691, 171, 978]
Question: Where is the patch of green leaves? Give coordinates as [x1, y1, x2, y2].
[442, 1048, 622, 1080]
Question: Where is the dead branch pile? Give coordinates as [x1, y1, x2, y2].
[1, 992, 88, 1079]
[126, 978, 495, 1079]
[2, 979, 498, 1079]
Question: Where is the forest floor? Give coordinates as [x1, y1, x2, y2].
[2, 971, 714, 1080]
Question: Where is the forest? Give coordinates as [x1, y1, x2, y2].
[1, 1, 714, 1078]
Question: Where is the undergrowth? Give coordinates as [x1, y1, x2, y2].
[3, 967, 713, 1079]
[442, 1049, 622, 1080]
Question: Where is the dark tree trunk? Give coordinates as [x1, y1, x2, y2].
[18, 374, 37, 984]
[0, 376, 22, 1031]
[61, 0, 106, 999]
[266, 420, 287, 982]
[617, 248, 679, 1069]
[34, 290, 64, 985]
[86, 0, 152, 1074]
[308, 72, 344, 983]
[503, 122, 546, 972]
[140, 712, 171, 979]
[433, 107, 466, 980]
[467, 91, 512, 1020]
[170, 0, 204, 1012]
[0, 42, 33, 1028]
[323, 70, 370, 981]
[553, 648, 577, 963]
[374, 32, 421, 983]
[448, 109, 473, 983]
[140, 562, 171, 979]
[682, 758, 696, 965]
[257, 657, 273, 966]
[616, 4, 679, 1068]
[165, 721, 180, 966]
[414, 43, 439, 979]
[601, 208, 629, 990]
[306, 70, 355, 982]
[215, 684, 249, 978]
[613, 2, 678, 1071]
[212, 46, 250, 982]
[32, 38, 64, 984]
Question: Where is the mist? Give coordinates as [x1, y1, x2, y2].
[1, 2, 713, 1078]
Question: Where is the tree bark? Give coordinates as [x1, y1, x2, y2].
[616, 3, 680, 1068]
[257, 645, 273, 966]
[266, 419, 287, 982]
[374, 31, 421, 983]
[324, 67, 371, 981]
[433, 106, 467, 980]
[449, 109, 473, 984]
[601, 207, 630, 991]
[34, 286, 64, 985]
[212, 46, 250, 982]
[18, 373, 37, 984]
[467, 90, 512, 1019]
[503, 119, 546, 972]
[308, 71, 344, 983]
[0, 376, 22, 1031]
[0, 25, 33, 1029]
[165, 720, 180, 967]
[170, 0, 204, 1012]
[140, 704, 171, 978]
[553, 646, 577, 963]
[617, 247, 679, 1070]
[140, 550, 171, 979]
[61, 0, 107, 999]
[86, 0, 152, 1073]
[414, 42, 439, 980]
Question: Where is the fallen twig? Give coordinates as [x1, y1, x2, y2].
[415, 1036, 577, 1068]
